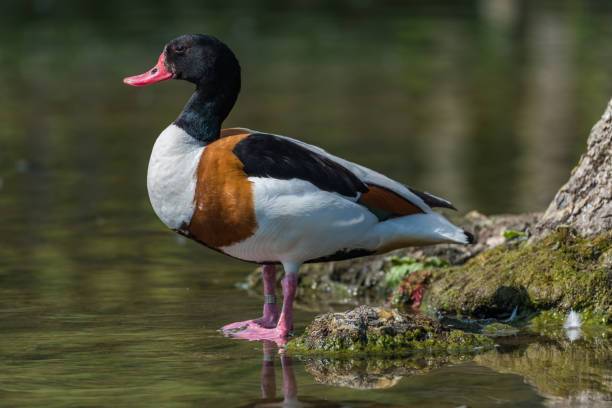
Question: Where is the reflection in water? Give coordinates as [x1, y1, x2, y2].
[564, 328, 581, 343]
[248, 336, 612, 407]
[240, 341, 341, 408]
[563, 310, 583, 342]
[305, 358, 424, 390]
[476, 338, 612, 404]
[258, 341, 299, 406]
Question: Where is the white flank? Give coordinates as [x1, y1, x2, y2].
[222, 177, 468, 264]
[147, 124, 204, 230]
[222, 177, 381, 264]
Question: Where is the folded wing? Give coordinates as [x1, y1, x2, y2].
[232, 132, 455, 221]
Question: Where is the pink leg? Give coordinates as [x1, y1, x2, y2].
[221, 264, 281, 331]
[276, 274, 297, 334]
[230, 273, 298, 343]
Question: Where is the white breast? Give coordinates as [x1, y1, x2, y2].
[147, 124, 204, 230]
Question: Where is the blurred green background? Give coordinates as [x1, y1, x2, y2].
[3, 0, 612, 217]
[1, 1, 612, 406]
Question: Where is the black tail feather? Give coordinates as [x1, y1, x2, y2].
[464, 230, 476, 244]
[408, 187, 457, 211]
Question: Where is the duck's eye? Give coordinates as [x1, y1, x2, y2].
[175, 45, 185, 53]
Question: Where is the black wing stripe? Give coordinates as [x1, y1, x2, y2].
[233, 133, 368, 197]
[407, 187, 457, 210]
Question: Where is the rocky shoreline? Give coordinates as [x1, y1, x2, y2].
[246, 97, 611, 329]
[243, 98, 611, 366]
[248, 211, 611, 325]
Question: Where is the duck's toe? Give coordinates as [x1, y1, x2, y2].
[229, 324, 291, 346]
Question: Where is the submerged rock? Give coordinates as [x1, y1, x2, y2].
[286, 305, 493, 355]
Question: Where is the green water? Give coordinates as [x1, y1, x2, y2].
[1, 1, 612, 406]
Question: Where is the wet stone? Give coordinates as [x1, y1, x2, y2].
[287, 305, 493, 355]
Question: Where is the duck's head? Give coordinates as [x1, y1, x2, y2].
[123, 34, 241, 94]
[124, 34, 241, 134]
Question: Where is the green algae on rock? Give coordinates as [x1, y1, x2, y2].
[387, 257, 450, 309]
[389, 268, 432, 309]
[385, 256, 448, 289]
[422, 229, 612, 322]
[287, 305, 493, 355]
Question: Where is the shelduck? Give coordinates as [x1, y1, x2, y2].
[123, 34, 474, 342]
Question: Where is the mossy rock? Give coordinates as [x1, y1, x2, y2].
[423, 229, 612, 322]
[287, 305, 493, 356]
